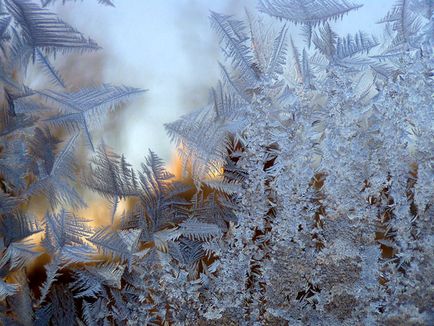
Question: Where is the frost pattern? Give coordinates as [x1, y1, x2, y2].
[0, 0, 433, 325]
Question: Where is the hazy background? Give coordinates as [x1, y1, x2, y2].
[52, 0, 394, 169]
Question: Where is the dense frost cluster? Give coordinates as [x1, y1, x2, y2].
[0, 0, 432, 325]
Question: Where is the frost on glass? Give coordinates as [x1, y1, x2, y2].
[0, 0, 433, 325]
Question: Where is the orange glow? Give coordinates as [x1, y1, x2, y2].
[207, 165, 225, 180]
[167, 147, 224, 181]
[77, 197, 130, 228]
[167, 150, 184, 180]
[78, 199, 112, 227]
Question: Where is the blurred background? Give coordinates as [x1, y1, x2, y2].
[50, 0, 394, 171]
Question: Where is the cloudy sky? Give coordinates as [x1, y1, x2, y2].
[52, 0, 394, 168]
